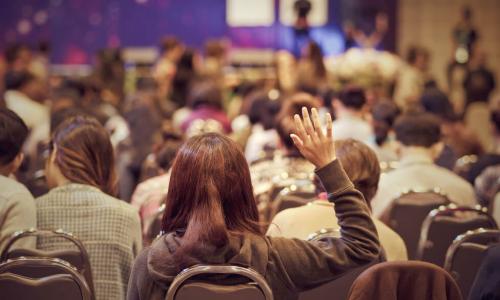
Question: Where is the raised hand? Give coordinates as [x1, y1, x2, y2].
[290, 107, 336, 169]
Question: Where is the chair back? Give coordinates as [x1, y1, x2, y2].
[444, 228, 500, 299]
[381, 190, 451, 259]
[0, 257, 91, 300]
[165, 265, 273, 300]
[143, 204, 165, 245]
[268, 186, 316, 220]
[0, 229, 95, 299]
[416, 205, 498, 266]
[346, 261, 463, 300]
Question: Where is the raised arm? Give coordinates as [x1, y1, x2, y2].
[268, 107, 380, 291]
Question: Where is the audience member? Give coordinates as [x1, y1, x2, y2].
[268, 138, 407, 261]
[131, 134, 184, 223]
[0, 109, 36, 252]
[466, 108, 500, 183]
[170, 48, 200, 108]
[296, 41, 328, 94]
[180, 81, 231, 135]
[394, 46, 430, 111]
[244, 90, 282, 163]
[332, 86, 374, 144]
[4, 70, 49, 155]
[371, 100, 400, 162]
[127, 108, 380, 300]
[371, 112, 476, 218]
[36, 116, 142, 300]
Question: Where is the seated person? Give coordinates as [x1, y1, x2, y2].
[267, 138, 408, 261]
[131, 134, 184, 224]
[36, 116, 142, 300]
[180, 81, 232, 135]
[127, 108, 380, 300]
[371, 112, 476, 218]
[0, 108, 36, 252]
[332, 86, 374, 145]
[250, 93, 318, 194]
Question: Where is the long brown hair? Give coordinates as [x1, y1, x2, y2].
[161, 133, 261, 259]
[50, 115, 117, 196]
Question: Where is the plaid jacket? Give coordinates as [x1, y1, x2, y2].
[36, 184, 142, 300]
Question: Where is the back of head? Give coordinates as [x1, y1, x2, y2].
[247, 90, 281, 130]
[155, 134, 184, 171]
[0, 109, 28, 167]
[4, 71, 36, 91]
[188, 81, 223, 110]
[277, 92, 318, 151]
[50, 115, 117, 195]
[160, 36, 180, 54]
[335, 139, 381, 204]
[406, 46, 428, 65]
[394, 112, 441, 147]
[162, 133, 260, 267]
[337, 86, 366, 110]
[372, 101, 400, 145]
[420, 88, 456, 121]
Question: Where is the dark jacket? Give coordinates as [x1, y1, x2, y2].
[469, 244, 500, 300]
[126, 160, 380, 300]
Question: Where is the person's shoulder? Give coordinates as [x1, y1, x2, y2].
[0, 176, 34, 200]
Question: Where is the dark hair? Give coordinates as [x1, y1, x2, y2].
[161, 133, 260, 269]
[335, 139, 381, 205]
[247, 91, 281, 130]
[4, 43, 30, 64]
[155, 138, 184, 170]
[188, 81, 223, 110]
[276, 93, 318, 150]
[338, 87, 366, 110]
[50, 116, 117, 196]
[0, 109, 29, 165]
[4, 71, 36, 90]
[420, 88, 456, 121]
[394, 112, 441, 147]
[491, 109, 500, 133]
[407, 46, 429, 65]
[371, 101, 400, 145]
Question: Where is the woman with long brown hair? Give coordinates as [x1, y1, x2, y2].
[36, 115, 142, 300]
[127, 108, 380, 300]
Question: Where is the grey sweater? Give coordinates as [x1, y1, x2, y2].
[127, 159, 380, 300]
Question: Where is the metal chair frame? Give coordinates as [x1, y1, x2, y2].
[166, 265, 273, 300]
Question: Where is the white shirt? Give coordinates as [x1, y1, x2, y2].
[245, 124, 279, 163]
[333, 114, 374, 145]
[371, 151, 477, 218]
[4, 90, 50, 155]
[267, 200, 408, 262]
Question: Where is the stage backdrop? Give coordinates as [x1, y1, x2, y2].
[0, 0, 396, 64]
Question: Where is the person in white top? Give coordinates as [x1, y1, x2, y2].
[332, 86, 374, 145]
[0, 109, 36, 253]
[371, 112, 477, 218]
[4, 71, 49, 155]
[268, 138, 408, 262]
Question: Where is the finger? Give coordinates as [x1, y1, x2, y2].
[290, 134, 304, 149]
[293, 114, 308, 141]
[325, 112, 333, 138]
[311, 108, 324, 138]
[302, 107, 315, 136]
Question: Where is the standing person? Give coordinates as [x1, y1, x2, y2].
[36, 116, 142, 300]
[296, 41, 328, 94]
[293, 0, 312, 56]
[0, 109, 36, 253]
[127, 108, 380, 300]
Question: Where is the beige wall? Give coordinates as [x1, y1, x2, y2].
[397, 0, 500, 96]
